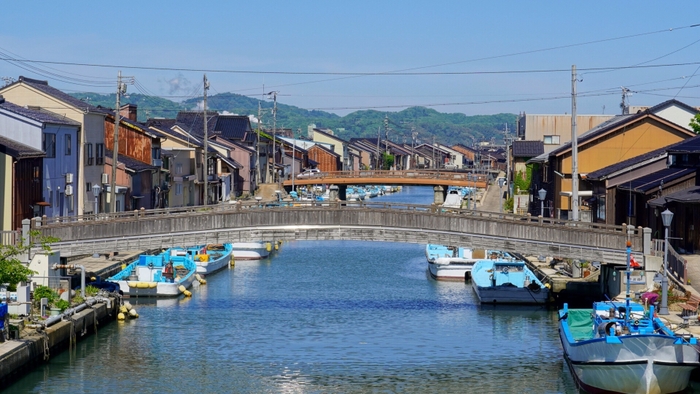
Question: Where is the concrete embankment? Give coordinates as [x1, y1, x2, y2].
[0, 296, 119, 390]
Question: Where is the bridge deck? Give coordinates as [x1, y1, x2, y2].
[34, 201, 644, 265]
[285, 170, 488, 188]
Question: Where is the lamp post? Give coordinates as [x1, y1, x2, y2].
[538, 188, 547, 217]
[498, 177, 505, 213]
[92, 184, 102, 217]
[659, 208, 674, 315]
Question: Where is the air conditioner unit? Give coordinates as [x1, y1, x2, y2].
[65, 173, 73, 184]
[101, 173, 109, 184]
[65, 185, 73, 196]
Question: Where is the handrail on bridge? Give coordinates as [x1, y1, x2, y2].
[33, 200, 640, 238]
[286, 169, 490, 182]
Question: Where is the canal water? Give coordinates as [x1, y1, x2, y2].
[6, 187, 648, 393]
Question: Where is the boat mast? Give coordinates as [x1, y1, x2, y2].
[625, 225, 633, 327]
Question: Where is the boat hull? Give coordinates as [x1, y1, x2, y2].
[560, 333, 698, 394]
[195, 244, 234, 275]
[472, 283, 549, 304]
[113, 275, 196, 297]
[427, 257, 475, 281]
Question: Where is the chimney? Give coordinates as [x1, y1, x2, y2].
[119, 103, 138, 121]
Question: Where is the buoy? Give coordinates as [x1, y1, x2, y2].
[274, 242, 279, 251]
[265, 242, 272, 252]
[183, 290, 192, 297]
[129, 309, 139, 318]
[127, 281, 137, 288]
[195, 274, 207, 284]
[149, 282, 157, 288]
[230, 256, 235, 267]
[119, 305, 128, 314]
[117, 312, 126, 320]
[123, 301, 133, 311]
[178, 285, 187, 293]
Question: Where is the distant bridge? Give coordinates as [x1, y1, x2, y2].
[34, 201, 646, 265]
[284, 170, 489, 189]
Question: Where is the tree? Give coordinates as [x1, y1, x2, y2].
[690, 113, 700, 134]
[0, 231, 57, 291]
[382, 153, 395, 170]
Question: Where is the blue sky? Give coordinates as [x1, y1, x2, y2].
[2, 1, 700, 119]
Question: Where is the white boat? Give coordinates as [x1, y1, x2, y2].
[470, 259, 549, 304]
[559, 301, 699, 393]
[428, 257, 476, 281]
[558, 240, 700, 394]
[107, 247, 199, 297]
[194, 243, 234, 275]
[231, 242, 271, 260]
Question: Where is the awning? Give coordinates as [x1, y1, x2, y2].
[648, 186, 700, 207]
[559, 191, 593, 197]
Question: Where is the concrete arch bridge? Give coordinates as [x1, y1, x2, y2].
[33, 201, 648, 265]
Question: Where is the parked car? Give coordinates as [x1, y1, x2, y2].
[296, 169, 321, 178]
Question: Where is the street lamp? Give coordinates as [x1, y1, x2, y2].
[659, 208, 674, 315]
[538, 188, 547, 217]
[92, 184, 102, 217]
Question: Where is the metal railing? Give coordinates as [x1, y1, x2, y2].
[34, 200, 636, 235]
[651, 239, 687, 285]
[285, 169, 490, 183]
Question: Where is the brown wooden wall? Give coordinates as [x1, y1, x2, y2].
[14, 158, 43, 230]
[308, 146, 340, 172]
[104, 120, 152, 164]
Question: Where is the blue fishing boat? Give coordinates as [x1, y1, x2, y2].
[470, 259, 549, 304]
[558, 240, 700, 394]
[194, 243, 234, 275]
[107, 247, 199, 297]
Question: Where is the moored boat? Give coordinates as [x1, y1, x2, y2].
[107, 247, 198, 297]
[427, 248, 510, 281]
[470, 259, 549, 304]
[559, 301, 699, 393]
[231, 242, 271, 260]
[194, 243, 234, 275]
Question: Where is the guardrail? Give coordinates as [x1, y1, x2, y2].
[0, 231, 19, 245]
[34, 200, 634, 236]
[288, 169, 490, 183]
[651, 239, 688, 284]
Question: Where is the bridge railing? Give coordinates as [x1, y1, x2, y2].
[33, 200, 635, 236]
[290, 170, 490, 183]
[651, 238, 688, 285]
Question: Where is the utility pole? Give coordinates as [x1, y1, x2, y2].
[383, 115, 390, 170]
[202, 74, 210, 206]
[375, 126, 381, 170]
[110, 71, 126, 213]
[256, 102, 263, 184]
[620, 87, 630, 115]
[432, 135, 436, 169]
[411, 128, 417, 170]
[269, 91, 278, 184]
[571, 65, 579, 221]
[292, 128, 300, 192]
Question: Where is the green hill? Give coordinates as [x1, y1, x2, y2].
[70, 92, 515, 146]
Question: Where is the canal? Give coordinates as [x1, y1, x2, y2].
[6, 186, 659, 393]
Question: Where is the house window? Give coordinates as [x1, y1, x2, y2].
[176, 163, 183, 175]
[175, 183, 183, 195]
[597, 196, 606, 221]
[543, 135, 560, 145]
[85, 143, 94, 165]
[96, 143, 104, 165]
[33, 166, 40, 180]
[67, 194, 74, 213]
[48, 187, 53, 206]
[65, 134, 72, 155]
[627, 194, 636, 218]
[43, 133, 56, 158]
[152, 147, 161, 160]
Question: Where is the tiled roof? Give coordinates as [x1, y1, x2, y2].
[0, 134, 44, 158]
[0, 99, 80, 126]
[106, 150, 157, 173]
[512, 140, 543, 158]
[13, 76, 100, 112]
[146, 118, 177, 131]
[175, 111, 218, 138]
[666, 134, 700, 154]
[215, 115, 252, 141]
[648, 186, 700, 207]
[617, 167, 696, 193]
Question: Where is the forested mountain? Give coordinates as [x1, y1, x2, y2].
[70, 92, 516, 146]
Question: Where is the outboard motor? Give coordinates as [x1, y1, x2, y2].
[598, 321, 617, 337]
